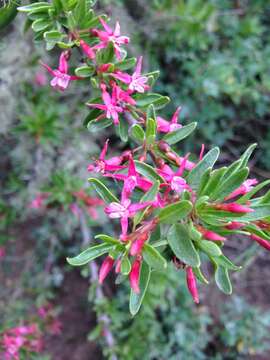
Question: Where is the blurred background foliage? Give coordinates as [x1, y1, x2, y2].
[1, 0, 270, 359]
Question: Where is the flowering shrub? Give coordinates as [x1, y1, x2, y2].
[18, 0, 270, 316]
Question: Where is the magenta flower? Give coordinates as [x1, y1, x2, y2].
[112, 56, 149, 93]
[98, 256, 115, 283]
[186, 267, 199, 304]
[157, 106, 182, 133]
[29, 193, 49, 210]
[214, 203, 254, 213]
[226, 221, 246, 230]
[41, 52, 80, 91]
[88, 140, 125, 173]
[158, 156, 190, 193]
[250, 234, 270, 251]
[130, 233, 149, 256]
[87, 84, 123, 124]
[105, 155, 153, 193]
[129, 258, 141, 293]
[225, 178, 258, 201]
[93, 18, 129, 60]
[112, 82, 136, 106]
[197, 225, 226, 242]
[80, 39, 96, 59]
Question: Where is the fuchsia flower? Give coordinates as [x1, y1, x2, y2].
[186, 267, 199, 304]
[29, 193, 49, 210]
[41, 52, 81, 91]
[158, 155, 190, 193]
[112, 82, 136, 106]
[157, 106, 182, 133]
[129, 258, 141, 293]
[87, 83, 124, 125]
[197, 225, 226, 242]
[214, 203, 254, 213]
[130, 233, 149, 256]
[226, 221, 246, 230]
[250, 234, 270, 251]
[105, 155, 153, 193]
[225, 178, 258, 200]
[98, 256, 115, 283]
[80, 39, 96, 59]
[88, 139, 125, 173]
[93, 18, 129, 60]
[112, 56, 149, 93]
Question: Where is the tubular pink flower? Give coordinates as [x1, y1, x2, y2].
[80, 39, 96, 59]
[92, 18, 129, 60]
[157, 106, 182, 133]
[214, 203, 254, 213]
[226, 221, 246, 230]
[112, 82, 136, 106]
[130, 233, 149, 256]
[87, 84, 123, 124]
[29, 193, 49, 209]
[250, 234, 270, 251]
[129, 258, 141, 293]
[115, 258, 122, 273]
[87, 139, 125, 173]
[225, 179, 258, 200]
[186, 267, 199, 304]
[98, 256, 115, 283]
[197, 226, 226, 242]
[41, 52, 81, 91]
[112, 56, 149, 93]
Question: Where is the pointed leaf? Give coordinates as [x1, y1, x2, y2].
[215, 266, 232, 295]
[67, 243, 115, 266]
[163, 122, 197, 145]
[158, 200, 193, 224]
[88, 178, 119, 203]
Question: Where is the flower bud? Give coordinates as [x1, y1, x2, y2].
[186, 267, 199, 304]
[130, 233, 149, 256]
[214, 203, 253, 213]
[129, 258, 141, 293]
[250, 234, 270, 251]
[226, 221, 246, 230]
[115, 258, 122, 274]
[98, 256, 114, 284]
[80, 40, 95, 59]
[197, 225, 226, 242]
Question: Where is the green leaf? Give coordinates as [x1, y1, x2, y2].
[18, 2, 52, 13]
[158, 200, 193, 224]
[198, 240, 222, 257]
[143, 244, 167, 270]
[0, 1, 18, 29]
[215, 266, 232, 295]
[129, 262, 151, 316]
[147, 104, 156, 121]
[200, 167, 227, 197]
[44, 30, 63, 42]
[121, 256, 131, 275]
[31, 18, 50, 32]
[212, 167, 249, 201]
[116, 57, 137, 71]
[163, 122, 197, 145]
[146, 118, 157, 146]
[88, 178, 119, 203]
[212, 254, 241, 271]
[167, 224, 200, 267]
[74, 0, 86, 24]
[239, 143, 257, 168]
[95, 234, 120, 245]
[67, 243, 115, 266]
[75, 65, 95, 77]
[187, 147, 220, 190]
[134, 161, 165, 183]
[133, 93, 170, 109]
[193, 267, 209, 284]
[238, 180, 270, 203]
[87, 117, 112, 132]
[130, 124, 145, 143]
[118, 116, 129, 142]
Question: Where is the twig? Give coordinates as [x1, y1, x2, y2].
[78, 208, 117, 360]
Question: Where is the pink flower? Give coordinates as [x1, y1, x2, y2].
[29, 193, 49, 210]
[0, 246, 5, 259]
[158, 156, 190, 193]
[41, 52, 81, 91]
[98, 256, 115, 283]
[130, 233, 149, 256]
[186, 267, 199, 304]
[225, 179, 258, 201]
[80, 39, 96, 59]
[226, 221, 246, 230]
[105, 155, 153, 193]
[112, 56, 149, 93]
[87, 84, 123, 124]
[34, 71, 47, 86]
[115, 258, 122, 273]
[93, 18, 129, 60]
[214, 203, 254, 213]
[129, 258, 141, 293]
[112, 82, 136, 106]
[250, 234, 270, 251]
[88, 139, 125, 173]
[197, 225, 226, 241]
[157, 106, 182, 133]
